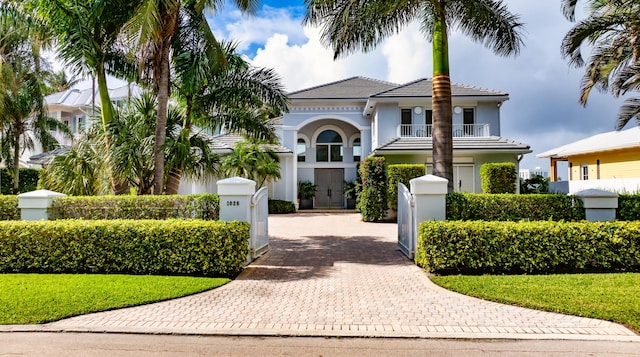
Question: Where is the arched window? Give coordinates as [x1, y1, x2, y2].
[316, 130, 343, 162]
[297, 138, 306, 162]
[353, 138, 361, 162]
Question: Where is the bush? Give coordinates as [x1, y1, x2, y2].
[617, 194, 640, 221]
[268, 199, 296, 214]
[416, 220, 640, 274]
[50, 194, 219, 220]
[480, 162, 517, 194]
[387, 164, 425, 211]
[0, 196, 19, 220]
[359, 156, 388, 221]
[1, 168, 40, 194]
[0, 219, 249, 277]
[446, 192, 584, 221]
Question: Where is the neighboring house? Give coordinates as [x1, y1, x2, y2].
[270, 77, 531, 207]
[537, 126, 640, 194]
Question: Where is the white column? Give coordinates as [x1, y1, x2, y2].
[17, 190, 67, 220]
[217, 177, 256, 223]
[574, 189, 618, 222]
[410, 174, 448, 222]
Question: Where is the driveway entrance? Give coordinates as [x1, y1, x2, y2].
[43, 213, 637, 339]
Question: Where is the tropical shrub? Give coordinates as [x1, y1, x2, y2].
[416, 220, 640, 274]
[0, 168, 40, 194]
[617, 194, 640, 221]
[387, 164, 425, 211]
[0, 196, 19, 220]
[359, 156, 388, 221]
[480, 162, 517, 194]
[268, 199, 296, 214]
[446, 192, 584, 221]
[50, 194, 219, 220]
[0, 219, 248, 277]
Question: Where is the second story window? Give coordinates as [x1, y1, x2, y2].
[463, 108, 474, 135]
[316, 130, 343, 162]
[581, 164, 589, 180]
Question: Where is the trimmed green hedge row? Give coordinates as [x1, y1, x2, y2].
[359, 157, 388, 221]
[480, 162, 517, 194]
[50, 194, 219, 220]
[0, 219, 249, 277]
[268, 199, 296, 214]
[446, 192, 585, 221]
[0, 196, 19, 220]
[617, 194, 640, 221]
[417, 220, 640, 274]
[387, 164, 425, 211]
[0, 168, 40, 194]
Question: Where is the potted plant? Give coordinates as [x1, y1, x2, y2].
[297, 180, 317, 209]
[344, 180, 357, 209]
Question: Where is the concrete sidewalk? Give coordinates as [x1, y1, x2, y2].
[3, 213, 639, 341]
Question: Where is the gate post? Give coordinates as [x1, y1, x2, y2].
[217, 177, 256, 223]
[410, 174, 448, 222]
[17, 190, 67, 221]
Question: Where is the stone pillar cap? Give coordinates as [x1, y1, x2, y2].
[17, 190, 67, 198]
[574, 189, 618, 198]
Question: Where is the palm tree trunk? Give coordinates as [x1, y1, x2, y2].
[164, 168, 182, 194]
[153, 46, 170, 195]
[12, 126, 20, 194]
[96, 66, 115, 128]
[431, 6, 454, 193]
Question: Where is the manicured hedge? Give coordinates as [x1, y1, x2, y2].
[50, 194, 219, 220]
[0, 168, 40, 194]
[617, 194, 640, 221]
[446, 192, 585, 221]
[480, 162, 517, 194]
[268, 199, 296, 214]
[0, 219, 249, 277]
[416, 220, 640, 274]
[387, 164, 425, 211]
[359, 157, 388, 221]
[0, 196, 19, 221]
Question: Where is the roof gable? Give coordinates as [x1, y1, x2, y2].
[537, 126, 640, 158]
[371, 78, 508, 98]
[288, 76, 398, 100]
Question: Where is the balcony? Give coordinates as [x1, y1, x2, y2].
[397, 124, 490, 138]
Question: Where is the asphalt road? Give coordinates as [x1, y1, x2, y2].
[0, 333, 638, 356]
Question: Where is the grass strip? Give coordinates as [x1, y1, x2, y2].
[431, 273, 640, 333]
[0, 274, 229, 324]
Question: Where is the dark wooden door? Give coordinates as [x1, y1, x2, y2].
[315, 169, 344, 207]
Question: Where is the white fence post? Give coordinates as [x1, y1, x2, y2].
[574, 189, 618, 222]
[217, 177, 256, 223]
[410, 175, 448, 222]
[17, 190, 67, 221]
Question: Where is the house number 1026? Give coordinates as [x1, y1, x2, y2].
[226, 200, 240, 206]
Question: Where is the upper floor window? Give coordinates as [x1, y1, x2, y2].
[425, 110, 432, 125]
[316, 130, 343, 162]
[401, 109, 412, 125]
[297, 138, 306, 162]
[581, 164, 589, 180]
[463, 108, 475, 135]
[353, 138, 361, 162]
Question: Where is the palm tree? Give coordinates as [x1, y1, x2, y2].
[122, 0, 260, 195]
[42, 69, 80, 95]
[561, 0, 640, 129]
[0, 10, 72, 193]
[305, 0, 524, 191]
[221, 139, 281, 187]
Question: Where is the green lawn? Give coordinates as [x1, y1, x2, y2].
[431, 273, 640, 333]
[0, 274, 229, 324]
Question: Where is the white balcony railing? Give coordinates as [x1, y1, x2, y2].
[398, 123, 490, 138]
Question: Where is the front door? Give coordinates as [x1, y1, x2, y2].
[454, 165, 475, 192]
[315, 169, 344, 208]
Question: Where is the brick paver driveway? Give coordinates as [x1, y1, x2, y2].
[34, 213, 638, 340]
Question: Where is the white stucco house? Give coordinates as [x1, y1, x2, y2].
[38, 76, 530, 206]
[268, 77, 531, 208]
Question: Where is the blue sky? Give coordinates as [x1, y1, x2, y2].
[213, 2, 628, 172]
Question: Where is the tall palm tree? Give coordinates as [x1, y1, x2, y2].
[0, 9, 71, 193]
[122, 0, 260, 195]
[561, 0, 640, 129]
[305, 0, 523, 191]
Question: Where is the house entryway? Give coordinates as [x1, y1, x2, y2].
[314, 168, 344, 208]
